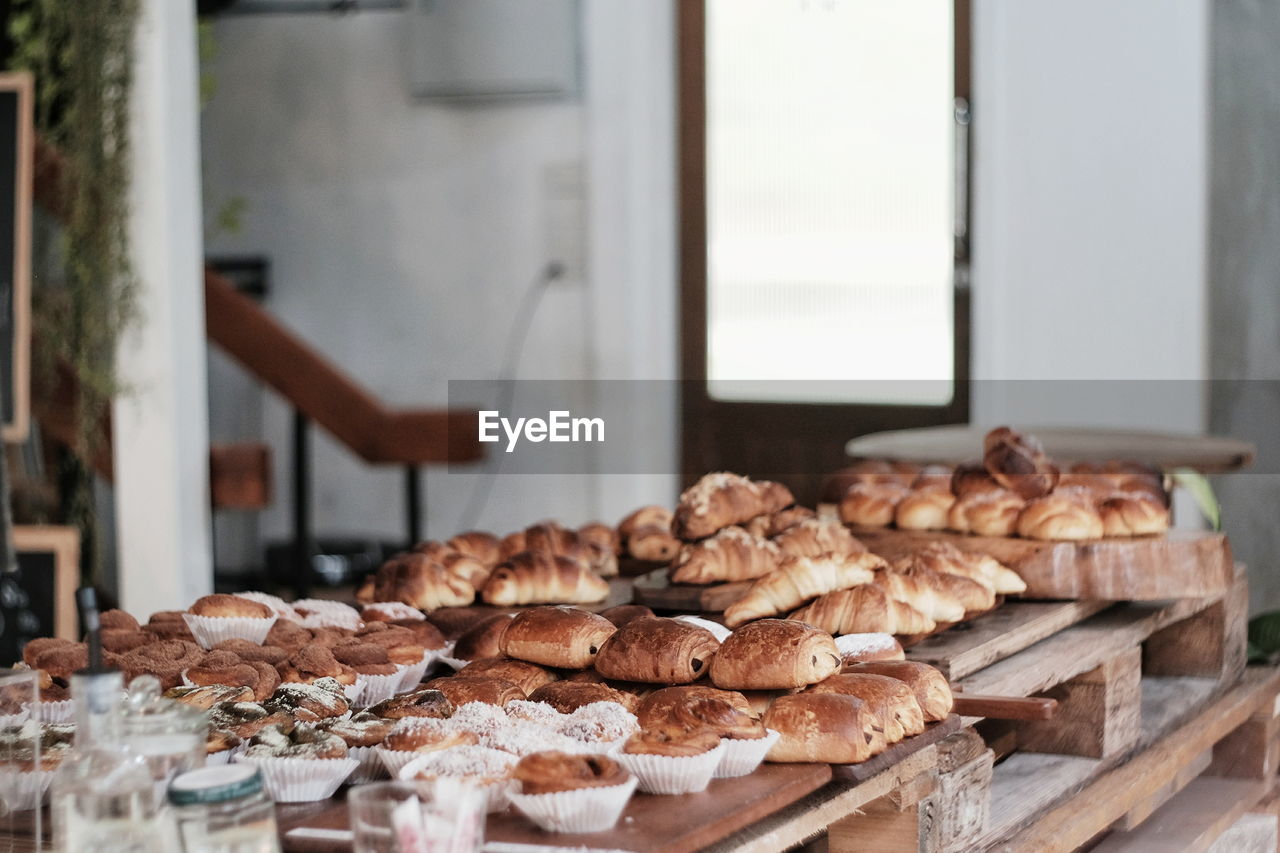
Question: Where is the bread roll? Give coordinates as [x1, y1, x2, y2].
[947, 491, 1025, 537]
[772, 518, 866, 559]
[723, 552, 886, 628]
[788, 586, 936, 637]
[481, 551, 610, 606]
[843, 660, 953, 722]
[1016, 491, 1104, 541]
[710, 619, 840, 690]
[593, 617, 721, 684]
[805, 672, 925, 738]
[673, 473, 794, 541]
[763, 693, 887, 763]
[838, 481, 909, 527]
[1097, 493, 1170, 537]
[894, 488, 956, 531]
[669, 527, 782, 585]
[982, 426, 1060, 499]
[499, 606, 617, 669]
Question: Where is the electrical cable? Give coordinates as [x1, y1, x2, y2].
[456, 261, 564, 531]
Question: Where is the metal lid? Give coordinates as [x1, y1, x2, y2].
[168, 764, 263, 806]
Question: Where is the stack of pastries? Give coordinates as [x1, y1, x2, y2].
[834, 426, 1171, 540]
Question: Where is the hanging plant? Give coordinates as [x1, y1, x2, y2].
[7, 0, 140, 583]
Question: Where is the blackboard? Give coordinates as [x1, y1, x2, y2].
[0, 526, 77, 667]
[0, 73, 31, 443]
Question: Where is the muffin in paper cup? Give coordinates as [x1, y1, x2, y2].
[0, 768, 55, 811]
[183, 612, 277, 650]
[233, 752, 357, 803]
[375, 745, 426, 777]
[33, 700, 73, 725]
[510, 775, 637, 833]
[609, 740, 725, 795]
[355, 671, 403, 708]
[346, 745, 387, 784]
[714, 730, 780, 778]
[397, 651, 434, 693]
[437, 654, 469, 672]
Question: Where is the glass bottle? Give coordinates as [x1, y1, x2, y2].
[49, 669, 179, 852]
[169, 764, 281, 853]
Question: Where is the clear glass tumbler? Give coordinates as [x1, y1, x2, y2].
[348, 779, 485, 853]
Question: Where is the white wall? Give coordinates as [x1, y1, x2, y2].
[201, 1, 677, 554]
[970, 0, 1209, 432]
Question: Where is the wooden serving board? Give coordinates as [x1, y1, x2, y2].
[854, 527, 1233, 601]
[279, 763, 833, 853]
[829, 714, 962, 781]
[631, 569, 751, 613]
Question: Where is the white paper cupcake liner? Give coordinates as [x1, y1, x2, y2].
[206, 748, 235, 766]
[437, 654, 469, 672]
[183, 613, 277, 650]
[510, 776, 637, 833]
[0, 768, 54, 811]
[346, 745, 387, 784]
[342, 682, 362, 704]
[714, 730, 780, 778]
[397, 652, 434, 693]
[355, 670, 404, 708]
[396, 754, 515, 813]
[375, 746, 426, 777]
[0, 708, 29, 728]
[609, 740, 726, 794]
[34, 699, 73, 724]
[233, 753, 358, 803]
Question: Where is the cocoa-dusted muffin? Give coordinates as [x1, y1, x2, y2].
[277, 646, 357, 686]
[514, 751, 630, 795]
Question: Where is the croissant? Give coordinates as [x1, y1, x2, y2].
[838, 481, 909, 527]
[788, 586, 936, 637]
[894, 487, 956, 531]
[480, 551, 610, 606]
[578, 522, 621, 555]
[673, 473, 795, 540]
[763, 693, 888, 763]
[947, 491, 1025, 537]
[669, 527, 782, 585]
[1097, 493, 1170, 537]
[618, 506, 681, 562]
[744, 506, 818, 539]
[806, 672, 926, 739]
[887, 559, 997, 616]
[982, 426, 1060, 499]
[772, 518, 865, 559]
[870, 568, 966, 623]
[499, 606, 617, 669]
[361, 553, 476, 611]
[722, 552, 886, 628]
[445, 531, 503, 569]
[522, 522, 620, 578]
[413, 541, 492, 590]
[843, 660, 953, 722]
[909, 542, 1026, 595]
[593, 616, 721, 684]
[710, 619, 841, 690]
[1016, 491, 1104, 541]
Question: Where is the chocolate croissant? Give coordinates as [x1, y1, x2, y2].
[788, 586, 936, 637]
[669, 527, 782, 585]
[480, 551, 610, 606]
[592, 616, 720, 684]
[763, 693, 888, 763]
[805, 672, 926, 739]
[673, 473, 795, 541]
[722, 552, 887, 628]
[709, 619, 841, 690]
[498, 606, 617, 669]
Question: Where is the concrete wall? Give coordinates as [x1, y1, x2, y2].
[200, 2, 677, 569]
[1208, 0, 1280, 613]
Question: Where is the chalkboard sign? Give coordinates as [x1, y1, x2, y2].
[0, 526, 77, 667]
[0, 74, 31, 443]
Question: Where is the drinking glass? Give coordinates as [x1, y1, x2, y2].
[0, 668, 44, 847]
[348, 780, 485, 853]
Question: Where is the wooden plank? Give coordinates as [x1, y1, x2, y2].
[1207, 703, 1280, 780]
[1206, 813, 1279, 853]
[281, 763, 833, 853]
[906, 600, 1112, 680]
[830, 715, 961, 781]
[829, 799, 925, 853]
[631, 569, 750, 613]
[1144, 571, 1249, 683]
[932, 749, 994, 853]
[986, 667, 1280, 853]
[1114, 747, 1213, 831]
[1091, 777, 1270, 853]
[854, 527, 1233, 601]
[980, 752, 1100, 848]
[1018, 646, 1142, 759]
[952, 694, 1057, 721]
[957, 590, 1227, 698]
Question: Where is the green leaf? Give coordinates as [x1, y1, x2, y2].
[1248, 611, 1280, 655]
[1168, 468, 1220, 530]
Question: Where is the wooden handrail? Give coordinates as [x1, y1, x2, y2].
[33, 138, 483, 468]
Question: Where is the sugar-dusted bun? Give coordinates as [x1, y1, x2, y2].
[834, 632, 905, 665]
[241, 722, 348, 760]
[189, 594, 273, 620]
[361, 602, 425, 623]
[265, 677, 351, 720]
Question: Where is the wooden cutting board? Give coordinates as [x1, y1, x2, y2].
[279, 763, 833, 853]
[843, 425, 1255, 473]
[631, 569, 751, 613]
[854, 527, 1233, 601]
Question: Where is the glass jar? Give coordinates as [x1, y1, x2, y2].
[169, 764, 281, 853]
[121, 675, 208, 802]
